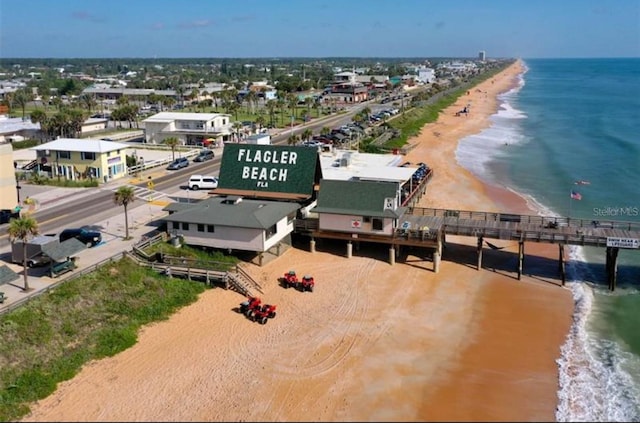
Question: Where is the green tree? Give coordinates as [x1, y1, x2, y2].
[287, 134, 299, 146]
[13, 89, 33, 119]
[113, 186, 136, 240]
[161, 96, 175, 111]
[304, 97, 313, 117]
[301, 128, 313, 143]
[8, 215, 39, 292]
[254, 115, 266, 133]
[245, 90, 257, 114]
[232, 121, 243, 142]
[79, 93, 97, 114]
[266, 99, 277, 127]
[286, 93, 297, 120]
[164, 136, 180, 161]
[30, 109, 50, 141]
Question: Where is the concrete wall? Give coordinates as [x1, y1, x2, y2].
[0, 143, 18, 209]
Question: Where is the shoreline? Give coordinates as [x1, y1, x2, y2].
[20, 61, 575, 422]
[404, 59, 575, 421]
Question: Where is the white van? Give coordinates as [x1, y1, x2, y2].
[188, 175, 219, 190]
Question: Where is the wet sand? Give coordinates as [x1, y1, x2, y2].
[21, 60, 574, 422]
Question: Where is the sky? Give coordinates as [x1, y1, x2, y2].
[1, 0, 639, 59]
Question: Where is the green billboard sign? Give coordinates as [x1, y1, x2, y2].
[218, 144, 319, 196]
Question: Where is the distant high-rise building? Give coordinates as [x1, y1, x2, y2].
[478, 51, 486, 61]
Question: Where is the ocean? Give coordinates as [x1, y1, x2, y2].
[455, 58, 640, 422]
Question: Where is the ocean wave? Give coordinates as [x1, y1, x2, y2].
[555, 248, 640, 422]
[455, 98, 527, 185]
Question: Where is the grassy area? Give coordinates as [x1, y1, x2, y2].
[10, 139, 40, 151]
[0, 256, 208, 422]
[376, 64, 511, 151]
[25, 174, 100, 188]
[146, 241, 239, 272]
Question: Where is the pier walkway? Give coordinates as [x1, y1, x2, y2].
[295, 207, 640, 291]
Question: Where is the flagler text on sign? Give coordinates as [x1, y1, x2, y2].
[237, 148, 299, 188]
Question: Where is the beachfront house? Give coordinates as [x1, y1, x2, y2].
[312, 179, 405, 236]
[161, 196, 299, 259]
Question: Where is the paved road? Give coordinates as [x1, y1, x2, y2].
[0, 95, 404, 313]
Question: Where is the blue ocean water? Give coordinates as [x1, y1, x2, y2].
[456, 58, 640, 422]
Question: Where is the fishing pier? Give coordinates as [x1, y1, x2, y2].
[296, 207, 640, 291]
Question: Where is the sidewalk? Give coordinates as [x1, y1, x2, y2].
[3, 142, 224, 312]
[1, 149, 193, 314]
[0, 196, 170, 314]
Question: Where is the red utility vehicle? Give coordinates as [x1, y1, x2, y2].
[239, 296, 261, 316]
[281, 270, 300, 289]
[300, 275, 315, 292]
[247, 303, 277, 324]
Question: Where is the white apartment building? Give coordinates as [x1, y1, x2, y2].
[142, 112, 233, 146]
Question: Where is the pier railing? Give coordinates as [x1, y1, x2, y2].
[408, 207, 640, 232]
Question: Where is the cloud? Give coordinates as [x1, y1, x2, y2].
[71, 11, 105, 23]
[177, 19, 214, 29]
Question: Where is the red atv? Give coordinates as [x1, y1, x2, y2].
[239, 296, 261, 316]
[281, 270, 300, 290]
[249, 303, 277, 324]
[300, 275, 315, 292]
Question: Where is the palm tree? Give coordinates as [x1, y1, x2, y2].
[232, 121, 243, 142]
[164, 137, 180, 161]
[8, 215, 39, 292]
[266, 99, 277, 128]
[113, 186, 136, 240]
[79, 93, 97, 114]
[301, 128, 313, 143]
[254, 115, 266, 133]
[13, 89, 32, 119]
[287, 134, 299, 146]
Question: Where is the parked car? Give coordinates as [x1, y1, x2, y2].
[59, 228, 102, 248]
[0, 208, 20, 224]
[188, 175, 219, 190]
[193, 149, 215, 162]
[167, 157, 189, 170]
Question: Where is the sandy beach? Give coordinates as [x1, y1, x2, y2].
[21, 60, 575, 422]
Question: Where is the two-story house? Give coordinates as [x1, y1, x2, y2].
[31, 138, 129, 183]
[142, 112, 233, 146]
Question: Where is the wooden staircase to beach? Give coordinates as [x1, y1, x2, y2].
[129, 234, 263, 297]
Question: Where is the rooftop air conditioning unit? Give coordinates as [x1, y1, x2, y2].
[341, 152, 354, 167]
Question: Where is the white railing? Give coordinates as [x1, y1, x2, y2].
[127, 149, 199, 176]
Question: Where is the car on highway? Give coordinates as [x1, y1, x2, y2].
[167, 157, 189, 170]
[188, 175, 219, 190]
[193, 149, 215, 162]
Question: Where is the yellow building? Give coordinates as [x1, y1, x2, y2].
[31, 138, 130, 183]
[0, 142, 18, 209]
